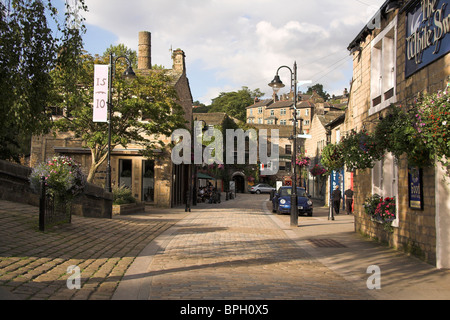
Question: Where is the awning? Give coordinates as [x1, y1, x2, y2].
[197, 172, 216, 180]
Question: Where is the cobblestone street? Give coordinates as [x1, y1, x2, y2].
[114, 197, 373, 300]
[2, 194, 450, 303]
[0, 201, 188, 300]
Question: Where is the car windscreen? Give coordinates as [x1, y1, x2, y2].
[279, 188, 307, 197]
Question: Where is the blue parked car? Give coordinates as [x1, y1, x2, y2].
[272, 186, 313, 216]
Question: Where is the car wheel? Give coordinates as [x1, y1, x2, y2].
[256, 190, 261, 194]
[308, 211, 313, 217]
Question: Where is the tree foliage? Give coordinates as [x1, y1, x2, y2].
[306, 83, 330, 101]
[208, 87, 264, 122]
[0, 0, 87, 161]
[52, 46, 187, 182]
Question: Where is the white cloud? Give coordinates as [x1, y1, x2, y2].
[81, 0, 386, 104]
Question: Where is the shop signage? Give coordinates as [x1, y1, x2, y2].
[330, 168, 344, 201]
[406, 0, 450, 77]
[408, 167, 424, 210]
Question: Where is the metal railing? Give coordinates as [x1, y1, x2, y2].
[39, 177, 71, 231]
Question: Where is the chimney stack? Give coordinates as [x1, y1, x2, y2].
[138, 31, 151, 70]
[172, 48, 186, 74]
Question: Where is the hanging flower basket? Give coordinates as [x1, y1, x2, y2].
[340, 129, 383, 171]
[375, 105, 431, 168]
[321, 143, 344, 173]
[296, 156, 310, 167]
[413, 83, 450, 168]
[310, 164, 327, 177]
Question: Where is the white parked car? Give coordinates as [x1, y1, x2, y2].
[250, 183, 276, 194]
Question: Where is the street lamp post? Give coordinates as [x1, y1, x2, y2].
[269, 62, 298, 227]
[105, 53, 136, 193]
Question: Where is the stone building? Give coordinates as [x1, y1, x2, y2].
[346, 0, 450, 267]
[305, 110, 345, 200]
[30, 31, 193, 208]
[246, 91, 324, 133]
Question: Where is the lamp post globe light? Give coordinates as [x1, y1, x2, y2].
[269, 62, 298, 227]
[105, 53, 136, 193]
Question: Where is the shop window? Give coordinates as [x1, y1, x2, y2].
[142, 160, 154, 202]
[372, 152, 399, 227]
[370, 17, 397, 115]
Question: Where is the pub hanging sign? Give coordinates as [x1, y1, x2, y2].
[406, 0, 450, 78]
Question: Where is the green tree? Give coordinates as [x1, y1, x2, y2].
[104, 44, 138, 69]
[52, 46, 187, 183]
[208, 87, 264, 122]
[306, 83, 330, 101]
[192, 100, 210, 113]
[0, 0, 87, 161]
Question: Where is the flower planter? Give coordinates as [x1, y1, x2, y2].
[112, 202, 145, 215]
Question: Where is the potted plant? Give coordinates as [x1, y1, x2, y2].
[30, 156, 86, 223]
[30, 156, 86, 200]
[363, 194, 396, 232]
[112, 185, 145, 215]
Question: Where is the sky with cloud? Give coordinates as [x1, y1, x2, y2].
[70, 0, 386, 104]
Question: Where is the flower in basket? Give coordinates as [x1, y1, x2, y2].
[363, 194, 381, 217]
[374, 197, 396, 223]
[310, 164, 327, 177]
[30, 156, 86, 200]
[364, 194, 396, 232]
[296, 156, 310, 167]
[413, 83, 450, 168]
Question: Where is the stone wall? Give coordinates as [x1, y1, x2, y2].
[0, 160, 112, 219]
[0, 160, 38, 206]
[347, 8, 447, 265]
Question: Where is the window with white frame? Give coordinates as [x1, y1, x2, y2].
[370, 17, 397, 115]
[270, 110, 275, 116]
[281, 109, 286, 115]
[372, 152, 399, 227]
[258, 107, 263, 114]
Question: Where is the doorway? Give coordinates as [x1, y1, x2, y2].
[232, 174, 246, 193]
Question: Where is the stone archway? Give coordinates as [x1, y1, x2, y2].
[231, 171, 246, 193]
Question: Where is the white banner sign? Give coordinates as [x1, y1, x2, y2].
[93, 64, 109, 122]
